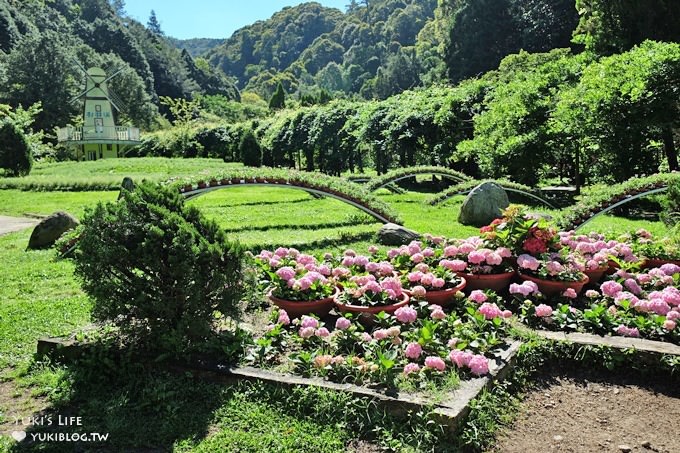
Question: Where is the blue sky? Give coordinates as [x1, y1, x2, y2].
[124, 1, 349, 40]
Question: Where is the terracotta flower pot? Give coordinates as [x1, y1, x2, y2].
[209, 179, 219, 187]
[268, 287, 339, 320]
[606, 259, 621, 275]
[406, 278, 467, 307]
[641, 258, 680, 270]
[456, 271, 513, 293]
[182, 184, 193, 192]
[517, 272, 589, 297]
[584, 266, 608, 285]
[197, 181, 207, 189]
[334, 292, 410, 325]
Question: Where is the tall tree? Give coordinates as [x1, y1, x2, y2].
[444, 0, 519, 82]
[147, 9, 163, 35]
[573, 0, 680, 56]
[269, 82, 287, 110]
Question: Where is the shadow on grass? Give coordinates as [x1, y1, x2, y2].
[11, 359, 229, 452]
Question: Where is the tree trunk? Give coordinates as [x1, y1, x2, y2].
[662, 126, 678, 171]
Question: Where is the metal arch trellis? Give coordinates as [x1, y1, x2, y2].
[573, 187, 668, 230]
[180, 182, 396, 224]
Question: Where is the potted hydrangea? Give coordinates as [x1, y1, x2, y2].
[516, 252, 589, 297]
[254, 248, 337, 319]
[480, 205, 561, 257]
[401, 262, 466, 307]
[334, 275, 409, 324]
[440, 237, 515, 292]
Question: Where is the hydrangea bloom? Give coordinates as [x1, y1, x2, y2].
[411, 285, 427, 298]
[535, 304, 553, 318]
[395, 306, 418, 323]
[615, 325, 640, 337]
[431, 309, 446, 320]
[663, 319, 676, 331]
[315, 327, 330, 338]
[403, 363, 421, 375]
[404, 342, 423, 359]
[299, 327, 316, 338]
[562, 288, 577, 299]
[478, 302, 503, 320]
[449, 350, 473, 368]
[468, 355, 490, 376]
[335, 317, 351, 330]
[278, 309, 291, 325]
[517, 254, 540, 271]
[313, 355, 332, 368]
[601, 281, 623, 298]
[424, 356, 446, 371]
[469, 290, 488, 304]
[585, 289, 600, 298]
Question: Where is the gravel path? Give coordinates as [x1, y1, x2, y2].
[0, 215, 39, 236]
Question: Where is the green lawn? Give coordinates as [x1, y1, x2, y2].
[0, 158, 241, 191]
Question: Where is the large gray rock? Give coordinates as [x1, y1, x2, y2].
[377, 223, 420, 246]
[27, 211, 79, 249]
[458, 182, 509, 227]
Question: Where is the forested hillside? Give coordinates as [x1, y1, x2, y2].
[0, 0, 239, 134]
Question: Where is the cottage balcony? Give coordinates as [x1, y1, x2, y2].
[56, 125, 141, 145]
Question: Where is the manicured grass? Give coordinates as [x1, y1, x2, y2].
[0, 230, 91, 372]
[0, 158, 241, 191]
[0, 190, 117, 218]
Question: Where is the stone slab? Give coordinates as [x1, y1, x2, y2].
[532, 330, 680, 356]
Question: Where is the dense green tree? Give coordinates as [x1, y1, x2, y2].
[147, 9, 163, 35]
[573, 0, 680, 56]
[0, 120, 32, 176]
[1, 30, 80, 133]
[268, 82, 287, 110]
[239, 130, 262, 167]
[443, 0, 519, 83]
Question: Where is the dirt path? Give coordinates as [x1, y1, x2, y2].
[0, 215, 39, 236]
[490, 365, 680, 453]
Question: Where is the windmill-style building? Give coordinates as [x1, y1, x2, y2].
[57, 65, 141, 161]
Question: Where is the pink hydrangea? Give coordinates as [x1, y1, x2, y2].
[468, 354, 490, 376]
[299, 327, 316, 338]
[411, 253, 425, 263]
[469, 290, 488, 304]
[535, 304, 553, 318]
[368, 245, 379, 254]
[360, 332, 373, 342]
[431, 309, 447, 320]
[624, 278, 642, 295]
[411, 285, 427, 298]
[615, 325, 640, 338]
[664, 319, 677, 331]
[509, 281, 538, 297]
[517, 254, 540, 271]
[403, 363, 421, 375]
[502, 310, 513, 319]
[275, 266, 296, 281]
[423, 248, 435, 257]
[441, 259, 468, 272]
[478, 302, 503, 320]
[404, 342, 423, 359]
[545, 261, 564, 276]
[447, 338, 459, 349]
[300, 316, 319, 329]
[313, 355, 332, 368]
[600, 281, 623, 298]
[585, 289, 600, 298]
[424, 356, 446, 371]
[443, 245, 458, 257]
[432, 277, 446, 289]
[420, 273, 434, 286]
[315, 327, 330, 338]
[667, 311, 680, 321]
[660, 263, 680, 276]
[662, 287, 680, 306]
[449, 350, 473, 368]
[386, 326, 401, 337]
[373, 329, 389, 341]
[395, 306, 418, 323]
[467, 250, 487, 265]
[278, 309, 291, 325]
[331, 356, 345, 365]
[335, 317, 351, 331]
[562, 288, 577, 299]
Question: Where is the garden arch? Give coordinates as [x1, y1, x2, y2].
[179, 179, 400, 224]
[427, 181, 556, 209]
[366, 166, 471, 192]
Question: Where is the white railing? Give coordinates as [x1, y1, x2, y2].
[57, 126, 140, 142]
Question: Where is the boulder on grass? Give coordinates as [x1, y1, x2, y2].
[458, 182, 509, 227]
[28, 211, 79, 250]
[377, 223, 420, 246]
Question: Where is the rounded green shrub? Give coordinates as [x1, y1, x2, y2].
[0, 120, 32, 176]
[74, 182, 244, 354]
[239, 130, 262, 167]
